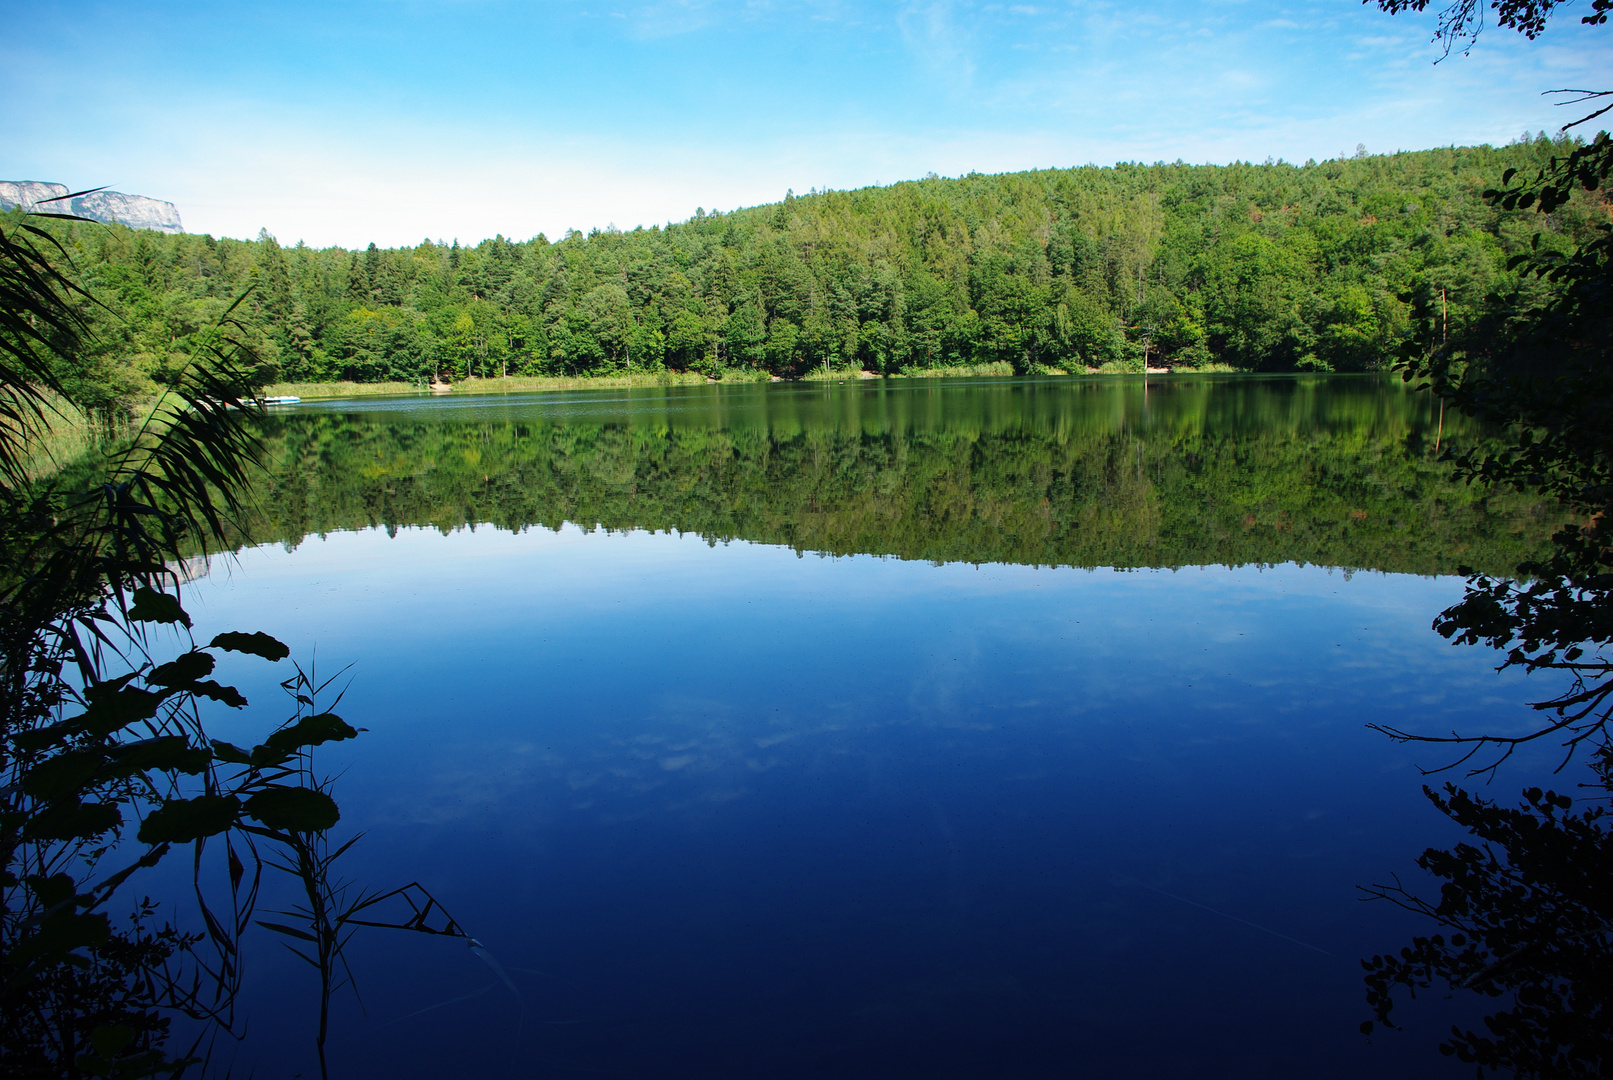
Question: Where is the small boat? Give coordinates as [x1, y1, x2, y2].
[261, 395, 301, 405]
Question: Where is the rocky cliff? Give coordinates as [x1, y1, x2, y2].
[0, 181, 183, 234]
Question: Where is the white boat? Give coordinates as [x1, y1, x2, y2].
[261, 395, 301, 405]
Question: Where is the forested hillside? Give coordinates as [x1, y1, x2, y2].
[21, 137, 1604, 418]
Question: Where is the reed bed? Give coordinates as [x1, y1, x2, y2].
[16, 391, 103, 481]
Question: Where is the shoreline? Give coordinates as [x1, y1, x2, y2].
[263, 363, 1253, 401]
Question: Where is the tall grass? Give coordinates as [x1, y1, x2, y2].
[263, 371, 720, 399]
[17, 390, 101, 480]
[800, 362, 1020, 380]
[892, 362, 1019, 378]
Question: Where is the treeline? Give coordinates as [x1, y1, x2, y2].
[20, 137, 1604, 417]
[235, 380, 1557, 576]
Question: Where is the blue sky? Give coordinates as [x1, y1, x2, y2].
[5, 1, 1610, 247]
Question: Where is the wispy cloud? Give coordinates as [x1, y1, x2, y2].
[897, 1, 980, 91]
[620, 0, 725, 39]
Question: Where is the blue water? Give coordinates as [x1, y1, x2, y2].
[172, 513, 1562, 1078]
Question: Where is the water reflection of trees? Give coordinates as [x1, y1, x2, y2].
[233, 380, 1594, 1074]
[242, 384, 1557, 577]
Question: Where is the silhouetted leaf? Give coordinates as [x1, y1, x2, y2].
[25, 800, 122, 840]
[12, 721, 82, 752]
[11, 907, 112, 968]
[86, 1022, 137, 1061]
[210, 630, 290, 661]
[209, 740, 253, 765]
[188, 680, 248, 708]
[126, 586, 191, 628]
[78, 678, 162, 736]
[147, 650, 214, 687]
[243, 787, 339, 832]
[27, 872, 77, 907]
[137, 794, 241, 844]
[261, 713, 359, 761]
[20, 749, 108, 801]
[109, 735, 210, 776]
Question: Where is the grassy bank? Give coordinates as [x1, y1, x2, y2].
[265, 362, 1269, 400]
[262, 371, 720, 400]
[266, 366, 1019, 398]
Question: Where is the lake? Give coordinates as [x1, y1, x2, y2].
[176, 374, 1567, 1078]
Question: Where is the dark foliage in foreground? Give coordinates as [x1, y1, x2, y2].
[1, 213, 472, 1079]
[1362, 2, 1613, 1076]
[1361, 764, 1612, 1078]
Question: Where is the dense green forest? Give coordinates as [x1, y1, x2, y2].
[21, 137, 1604, 418]
[226, 377, 1557, 576]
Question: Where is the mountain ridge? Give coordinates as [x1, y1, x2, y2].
[0, 181, 183, 234]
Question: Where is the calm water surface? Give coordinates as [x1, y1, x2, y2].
[178, 375, 1567, 1078]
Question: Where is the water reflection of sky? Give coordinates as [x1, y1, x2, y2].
[178, 523, 1569, 1079]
